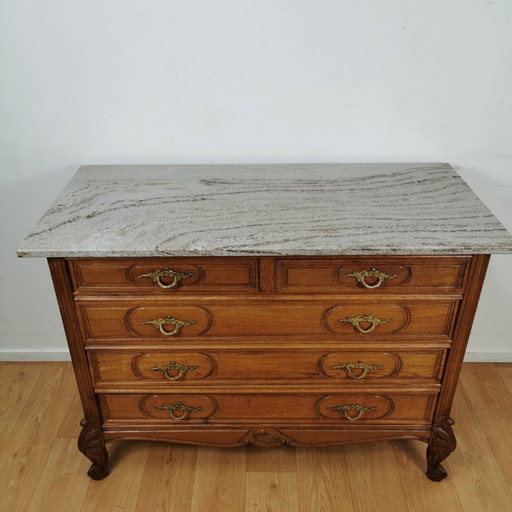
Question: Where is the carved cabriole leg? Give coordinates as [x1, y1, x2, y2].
[426, 416, 456, 481]
[78, 418, 109, 480]
[425, 256, 489, 481]
[48, 260, 109, 479]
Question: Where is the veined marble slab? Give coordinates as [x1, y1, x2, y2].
[17, 163, 512, 257]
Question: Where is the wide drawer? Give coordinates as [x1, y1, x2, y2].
[68, 257, 259, 294]
[100, 392, 438, 426]
[276, 256, 471, 294]
[89, 348, 446, 386]
[78, 299, 459, 341]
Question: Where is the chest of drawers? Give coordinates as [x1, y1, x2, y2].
[18, 163, 512, 481]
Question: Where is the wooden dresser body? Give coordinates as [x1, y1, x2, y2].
[49, 253, 488, 481]
[18, 163, 512, 481]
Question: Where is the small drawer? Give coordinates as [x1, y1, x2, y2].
[276, 256, 471, 294]
[78, 299, 458, 341]
[100, 392, 438, 425]
[89, 348, 446, 386]
[68, 257, 259, 294]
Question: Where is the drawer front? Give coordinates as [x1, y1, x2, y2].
[78, 300, 458, 341]
[276, 257, 470, 294]
[100, 392, 438, 425]
[89, 349, 446, 385]
[69, 258, 259, 293]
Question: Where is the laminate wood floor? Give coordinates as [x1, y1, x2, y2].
[1, 362, 511, 512]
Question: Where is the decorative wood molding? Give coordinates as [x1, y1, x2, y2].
[78, 417, 109, 480]
[239, 428, 295, 447]
[426, 416, 456, 481]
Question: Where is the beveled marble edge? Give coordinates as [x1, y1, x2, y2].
[17, 162, 512, 257]
[15, 245, 512, 258]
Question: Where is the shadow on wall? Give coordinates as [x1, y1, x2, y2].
[453, 165, 512, 232]
[0, 166, 79, 359]
[451, 166, 512, 360]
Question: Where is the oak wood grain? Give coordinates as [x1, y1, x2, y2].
[245, 472, 299, 512]
[79, 441, 149, 512]
[43, 254, 492, 482]
[26, 438, 90, 512]
[246, 444, 297, 473]
[276, 256, 471, 294]
[0, 364, 71, 512]
[449, 381, 512, 511]
[345, 441, 408, 512]
[460, 363, 512, 487]
[88, 347, 446, 386]
[189, 447, 246, 512]
[0, 363, 44, 454]
[1, 362, 512, 511]
[392, 440, 465, 511]
[100, 391, 438, 425]
[77, 298, 459, 341]
[296, 446, 353, 512]
[497, 363, 512, 394]
[70, 257, 259, 294]
[135, 443, 198, 512]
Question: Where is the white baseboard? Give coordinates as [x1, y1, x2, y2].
[0, 349, 71, 361]
[1, 349, 511, 363]
[463, 351, 512, 362]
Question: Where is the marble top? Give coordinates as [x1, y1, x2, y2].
[17, 163, 512, 257]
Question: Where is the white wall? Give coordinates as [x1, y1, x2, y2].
[1, 0, 511, 360]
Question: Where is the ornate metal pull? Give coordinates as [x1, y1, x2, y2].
[342, 268, 398, 289]
[338, 313, 390, 333]
[332, 361, 382, 379]
[155, 403, 202, 421]
[142, 315, 195, 336]
[329, 402, 376, 421]
[138, 267, 195, 289]
[149, 361, 199, 381]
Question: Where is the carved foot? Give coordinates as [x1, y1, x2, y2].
[78, 418, 109, 480]
[426, 416, 456, 481]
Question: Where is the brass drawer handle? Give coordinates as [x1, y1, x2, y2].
[138, 267, 195, 289]
[149, 361, 199, 381]
[342, 268, 399, 289]
[332, 361, 382, 379]
[142, 315, 196, 336]
[329, 402, 376, 421]
[338, 313, 390, 333]
[155, 403, 202, 421]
